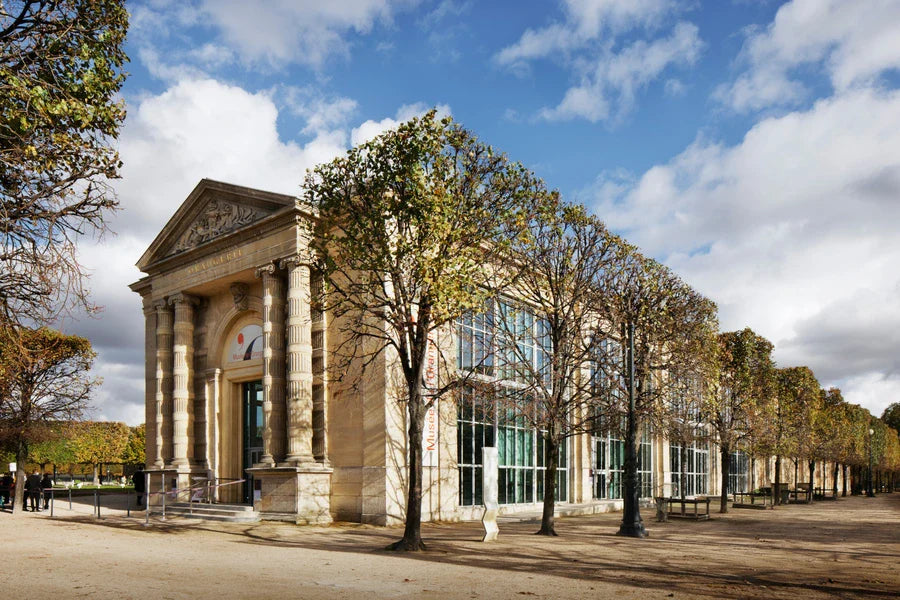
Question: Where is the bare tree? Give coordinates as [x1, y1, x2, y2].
[595, 249, 717, 538]
[0, 325, 97, 514]
[491, 197, 620, 535]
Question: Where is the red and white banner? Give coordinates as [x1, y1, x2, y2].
[422, 336, 439, 467]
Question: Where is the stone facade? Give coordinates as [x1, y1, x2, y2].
[132, 179, 845, 526]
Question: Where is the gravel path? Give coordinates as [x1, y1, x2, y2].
[3, 492, 898, 599]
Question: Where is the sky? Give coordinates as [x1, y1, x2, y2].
[68, 0, 900, 425]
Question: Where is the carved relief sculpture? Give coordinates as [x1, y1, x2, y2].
[171, 199, 267, 254]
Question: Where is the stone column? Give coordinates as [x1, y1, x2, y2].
[170, 293, 198, 469]
[153, 301, 173, 469]
[281, 257, 315, 464]
[257, 263, 286, 465]
[143, 297, 158, 469]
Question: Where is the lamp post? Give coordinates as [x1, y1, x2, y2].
[866, 428, 875, 498]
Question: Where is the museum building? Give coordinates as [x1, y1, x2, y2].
[132, 179, 802, 526]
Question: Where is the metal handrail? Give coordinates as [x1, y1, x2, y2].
[143, 475, 246, 526]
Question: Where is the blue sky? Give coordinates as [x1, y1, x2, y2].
[75, 0, 900, 424]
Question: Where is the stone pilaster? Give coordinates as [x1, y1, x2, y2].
[257, 263, 286, 465]
[311, 271, 329, 463]
[153, 301, 173, 469]
[170, 293, 199, 469]
[206, 368, 221, 489]
[281, 257, 314, 465]
[143, 297, 158, 469]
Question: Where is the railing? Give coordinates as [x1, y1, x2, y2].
[143, 474, 245, 526]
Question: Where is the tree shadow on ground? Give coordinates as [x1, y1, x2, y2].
[38, 493, 900, 599]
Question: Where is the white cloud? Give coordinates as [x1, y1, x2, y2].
[717, 0, 900, 112]
[539, 22, 703, 122]
[350, 102, 451, 147]
[495, 0, 698, 122]
[495, 0, 678, 67]
[587, 87, 900, 416]
[198, 0, 415, 68]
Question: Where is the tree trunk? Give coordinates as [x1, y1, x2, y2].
[841, 464, 847, 497]
[389, 382, 426, 551]
[719, 443, 730, 513]
[831, 463, 839, 498]
[617, 321, 646, 538]
[774, 455, 782, 506]
[537, 435, 559, 536]
[807, 459, 814, 500]
[750, 456, 756, 491]
[12, 441, 27, 516]
[92, 463, 100, 486]
[680, 444, 687, 503]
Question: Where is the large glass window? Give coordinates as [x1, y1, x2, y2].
[670, 439, 709, 497]
[456, 300, 567, 507]
[728, 450, 749, 494]
[592, 425, 652, 500]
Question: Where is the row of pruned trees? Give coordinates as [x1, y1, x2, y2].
[0, 421, 144, 483]
[306, 110, 899, 550]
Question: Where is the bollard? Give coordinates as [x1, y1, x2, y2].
[50, 489, 54, 518]
[161, 474, 166, 521]
[68, 487, 72, 510]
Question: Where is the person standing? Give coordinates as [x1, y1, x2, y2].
[25, 470, 42, 511]
[0, 472, 12, 508]
[132, 466, 146, 507]
[40, 473, 53, 510]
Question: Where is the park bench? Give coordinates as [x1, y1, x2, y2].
[732, 491, 773, 509]
[787, 483, 812, 504]
[655, 496, 710, 521]
[813, 487, 837, 501]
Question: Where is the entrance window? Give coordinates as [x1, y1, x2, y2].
[242, 381, 263, 503]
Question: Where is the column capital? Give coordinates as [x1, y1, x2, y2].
[255, 262, 280, 279]
[278, 250, 315, 271]
[169, 292, 201, 307]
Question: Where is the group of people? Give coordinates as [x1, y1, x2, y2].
[0, 471, 53, 511]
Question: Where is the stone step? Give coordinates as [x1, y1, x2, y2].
[160, 503, 260, 523]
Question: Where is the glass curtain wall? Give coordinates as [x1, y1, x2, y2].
[457, 301, 568, 507]
[728, 450, 750, 494]
[670, 439, 710, 497]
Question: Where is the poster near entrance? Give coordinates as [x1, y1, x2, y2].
[423, 337, 439, 467]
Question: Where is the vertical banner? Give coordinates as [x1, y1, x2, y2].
[422, 336, 439, 467]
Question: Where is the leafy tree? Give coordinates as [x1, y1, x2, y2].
[882, 402, 900, 434]
[304, 110, 540, 551]
[70, 420, 128, 484]
[704, 328, 775, 512]
[121, 423, 145, 465]
[491, 197, 620, 536]
[0, 325, 96, 513]
[595, 249, 717, 537]
[1, 0, 128, 321]
[28, 421, 75, 472]
[767, 366, 819, 504]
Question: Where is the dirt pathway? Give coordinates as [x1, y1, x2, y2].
[3, 493, 898, 599]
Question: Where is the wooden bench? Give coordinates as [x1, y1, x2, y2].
[732, 491, 773, 509]
[656, 496, 710, 520]
[787, 483, 812, 504]
[813, 487, 837, 501]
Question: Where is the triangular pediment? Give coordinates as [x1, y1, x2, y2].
[137, 179, 297, 271]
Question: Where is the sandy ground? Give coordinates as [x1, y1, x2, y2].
[2, 492, 898, 599]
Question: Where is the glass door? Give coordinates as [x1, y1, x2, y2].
[242, 381, 264, 504]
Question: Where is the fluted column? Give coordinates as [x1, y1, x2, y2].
[206, 368, 221, 480]
[257, 263, 286, 465]
[170, 293, 198, 468]
[281, 257, 315, 464]
[153, 301, 173, 469]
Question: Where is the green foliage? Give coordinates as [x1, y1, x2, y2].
[882, 402, 900, 433]
[0, 1, 128, 319]
[304, 109, 541, 549]
[0, 325, 97, 458]
[69, 420, 129, 466]
[121, 423, 145, 465]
